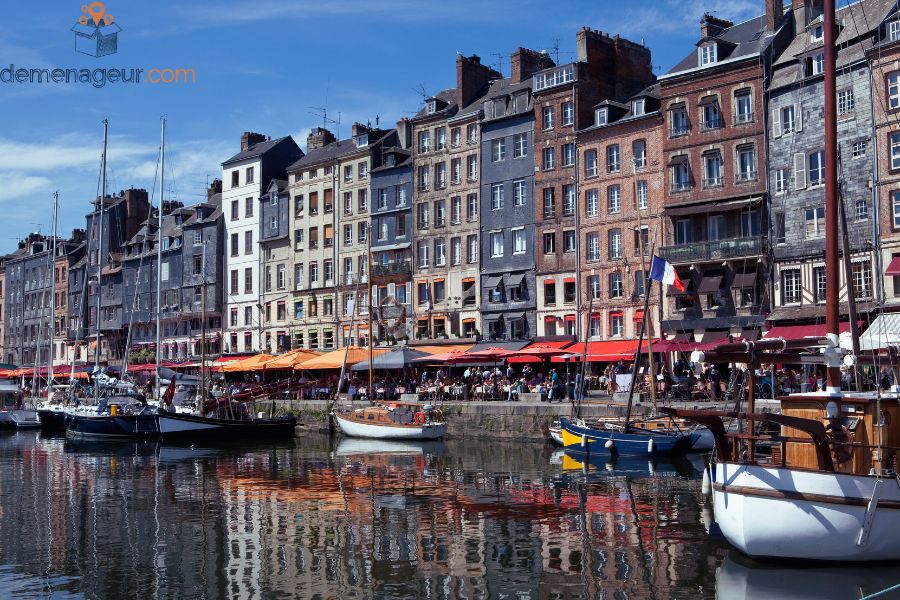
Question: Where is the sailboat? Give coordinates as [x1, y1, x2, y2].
[666, 2, 900, 562]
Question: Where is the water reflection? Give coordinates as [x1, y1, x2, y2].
[0, 430, 726, 599]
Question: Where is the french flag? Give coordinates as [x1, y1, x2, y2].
[649, 255, 686, 292]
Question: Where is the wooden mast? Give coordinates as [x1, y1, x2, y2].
[823, 0, 841, 392]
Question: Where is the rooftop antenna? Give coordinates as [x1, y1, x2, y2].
[490, 52, 506, 75]
[413, 84, 430, 101]
[307, 106, 342, 139]
[550, 38, 560, 64]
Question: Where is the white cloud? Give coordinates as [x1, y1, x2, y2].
[0, 172, 52, 200]
[614, 0, 761, 36]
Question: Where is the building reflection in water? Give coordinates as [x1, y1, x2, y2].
[0, 431, 729, 599]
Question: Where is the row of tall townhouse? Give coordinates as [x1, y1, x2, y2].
[9, 0, 900, 366]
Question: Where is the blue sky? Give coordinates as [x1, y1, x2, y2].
[0, 0, 771, 249]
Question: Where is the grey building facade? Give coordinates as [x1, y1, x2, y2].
[478, 56, 545, 341]
[259, 178, 292, 352]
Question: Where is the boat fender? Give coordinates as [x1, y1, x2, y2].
[604, 438, 614, 450]
[701, 468, 712, 498]
[647, 438, 655, 454]
[414, 412, 426, 425]
[110, 404, 118, 416]
[581, 434, 587, 447]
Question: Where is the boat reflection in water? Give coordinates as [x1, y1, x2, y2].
[333, 437, 448, 458]
[559, 448, 704, 480]
[716, 552, 900, 599]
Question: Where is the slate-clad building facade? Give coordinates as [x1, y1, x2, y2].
[479, 48, 553, 341]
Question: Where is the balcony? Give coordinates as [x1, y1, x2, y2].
[734, 112, 755, 125]
[372, 260, 412, 278]
[702, 177, 724, 188]
[670, 182, 692, 194]
[700, 119, 722, 131]
[736, 170, 758, 183]
[669, 126, 690, 138]
[658, 235, 765, 264]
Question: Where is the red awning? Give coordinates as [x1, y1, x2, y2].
[633, 310, 644, 321]
[563, 277, 576, 283]
[551, 339, 658, 362]
[506, 340, 576, 364]
[886, 257, 900, 276]
[564, 315, 576, 322]
[543, 278, 555, 285]
[544, 315, 557, 322]
[763, 322, 858, 339]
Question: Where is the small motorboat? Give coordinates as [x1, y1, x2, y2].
[0, 383, 40, 429]
[332, 402, 447, 440]
[548, 420, 564, 445]
[560, 417, 697, 456]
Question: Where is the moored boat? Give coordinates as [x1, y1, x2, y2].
[156, 411, 296, 440]
[332, 403, 447, 440]
[560, 417, 697, 456]
[548, 420, 563, 445]
[0, 383, 40, 429]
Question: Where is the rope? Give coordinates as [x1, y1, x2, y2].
[860, 582, 900, 600]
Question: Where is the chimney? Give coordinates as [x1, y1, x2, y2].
[395, 118, 412, 150]
[70, 228, 86, 244]
[792, 0, 823, 29]
[766, 0, 784, 31]
[456, 54, 501, 109]
[351, 122, 371, 138]
[699, 14, 733, 38]
[240, 131, 267, 151]
[207, 178, 222, 201]
[307, 127, 336, 151]
[510, 47, 555, 83]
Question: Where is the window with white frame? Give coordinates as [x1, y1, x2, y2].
[512, 228, 526, 254]
[451, 158, 461, 184]
[807, 52, 824, 76]
[418, 131, 430, 153]
[735, 90, 752, 123]
[467, 155, 477, 180]
[451, 127, 461, 147]
[595, 108, 608, 126]
[774, 168, 788, 194]
[436, 127, 446, 150]
[609, 272, 623, 298]
[852, 261, 873, 299]
[588, 275, 601, 299]
[607, 144, 620, 172]
[563, 184, 576, 215]
[451, 196, 462, 223]
[562, 143, 575, 167]
[467, 193, 478, 220]
[889, 20, 900, 41]
[586, 232, 600, 261]
[782, 269, 801, 304]
[563, 230, 576, 252]
[513, 133, 527, 158]
[809, 150, 825, 185]
[543, 147, 556, 170]
[609, 228, 622, 259]
[585, 149, 598, 176]
[377, 188, 388, 209]
[889, 73, 900, 109]
[704, 151, 723, 187]
[852, 140, 867, 158]
[670, 106, 688, 135]
[513, 180, 526, 206]
[467, 234, 478, 263]
[345, 223, 354, 245]
[805, 206, 826, 238]
[467, 124, 477, 144]
[636, 180, 648, 209]
[434, 200, 446, 226]
[838, 89, 854, 114]
[562, 101, 574, 126]
[891, 132, 900, 170]
[377, 219, 387, 241]
[810, 23, 823, 42]
[417, 241, 429, 268]
[542, 106, 555, 129]
[608, 185, 621, 214]
[586, 189, 599, 216]
[434, 238, 446, 266]
[491, 138, 506, 162]
[451, 237, 461, 265]
[737, 145, 756, 181]
[490, 231, 504, 257]
[632, 139, 646, 168]
[491, 184, 504, 210]
[632, 98, 645, 116]
[893, 191, 900, 228]
[699, 44, 717, 66]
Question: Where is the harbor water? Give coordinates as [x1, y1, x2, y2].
[0, 430, 898, 599]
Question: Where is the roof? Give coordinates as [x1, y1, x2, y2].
[771, 0, 895, 89]
[370, 147, 412, 174]
[221, 135, 299, 167]
[479, 76, 534, 124]
[664, 15, 777, 77]
[412, 88, 457, 120]
[578, 83, 661, 134]
[287, 137, 363, 172]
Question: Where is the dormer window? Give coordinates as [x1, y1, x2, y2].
[699, 44, 717, 66]
[595, 108, 608, 126]
[805, 52, 825, 77]
[355, 134, 368, 148]
[426, 99, 437, 114]
[632, 99, 645, 116]
[270, 193, 278, 206]
[810, 24, 823, 43]
[888, 20, 900, 42]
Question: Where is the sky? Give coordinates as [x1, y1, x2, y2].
[0, 0, 777, 251]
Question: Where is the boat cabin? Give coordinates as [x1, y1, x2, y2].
[0, 383, 23, 410]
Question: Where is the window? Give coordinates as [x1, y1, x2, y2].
[231, 171, 239, 188]
[513, 133, 527, 158]
[891, 132, 900, 170]
[467, 155, 477, 180]
[513, 180, 527, 206]
[544, 281, 556, 305]
[838, 89, 854, 115]
[229, 308, 238, 327]
[543, 147, 555, 170]
[230, 200, 239, 220]
[436, 127, 446, 150]
[542, 188, 555, 217]
[852, 262, 873, 299]
[244, 268, 253, 294]
[852, 140, 867, 158]
[450, 196, 462, 223]
[230, 270, 238, 295]
[595, 108, 607, 126]
[811, 23, 823, 42]
[490, 231, 504, 257]
[324, 259, 334, 282]
[491, 184, 504, 210]
[342, 191, 353, 215]
[244, 306, 253, 326]
[740, 208, 759, 237]
[244, 230, 253, 255]
[774, 168, 788, 194]
[467, 234, 478, 263]
[773, 212, 786, 244]
[276, 264, 286, 290]
[704, 151, 723, 187]
[631, 139, 647, 169]
[245, 167, 254, 184]
[675, 219, 692, 244]
[634, 225, 649, 255]
[245, 197, 253, 218]
[855, 199, 869, 221]
[398, 186, 408, 206]
[310, 262, 319, 284]
[735, 91, 752, 123]
[634, 270, 647, 297]
[467, 124, 477, 144]
[417, 203, 429, 228]
[563, 184, 576, 216]
[396, 214, 407, 237]
[609, 272, 623, 298]
[672, 159, 691, 192]
[346, 223, 357, 245]
[433, 280, 446, 303]
[889, 73, 900, 109]
[809, 150, 825, 186]
[699, 44, 716, 66]
[563, 230, 576, 252]
[561, 101, 574, 126]
[230, 233, 238, 257]
[736, 145, 756, 182]
[585, 149, 598, 177]
[358, 222, 368, 243]
[451, 127, 461, 147]
[636, 180, 648, 209]
[543, 232, 556, 254]
[434, 238, 446, 266]
[608, 229, 622, 259]
[670, 106, 688, 136]
[434, 163, 446, 188]
[418, 131, 430, 153]
[193, 230, 202, 246]
[701, 99, 720, 130]
[562, 143, 575, 167]
[893, 190, 900, 229]
[269, 215, 278, 230]
[586, 232, 600, 261]
[467, 193, 478, 220]
[813, 266, 827, 304]
[607, 144, 620, 173]
[563, 281, 576, 304]
[434, 200, 446, 226]
[782, 269, 801, 304]
[607, 185, 621, 214]
[780, 105, 796, 134]
[512, 228, 526, 254]
[295, 264, 304, 289]
[451, 237, 462, 264]
[491, 138, 506, 162]
[807, 52, 824, 76]
[542, 105, 555, 130]
[805, 206, 826, 238]
[451, 158, 461, 184]
[586, 189, 599, 216]
[889, 20, 900, 42]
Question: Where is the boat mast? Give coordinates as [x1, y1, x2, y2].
[94, 118, 108, 403]
[200, 242, 207, 413]
[633, 160, 657, 412]
[155, 117, 165, 401]
[367, 222, 374, 402]
[47, 191, 58, 397]
[824, 0, 841, 392]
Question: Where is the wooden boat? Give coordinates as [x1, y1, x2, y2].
[548, 420, 564, 445]
[332, 403, 447, 440]
[560, 417, 698, 456]
[156, 411, 296, 440]
[594, 414, 718, 451]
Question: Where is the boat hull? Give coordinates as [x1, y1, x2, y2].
[560, 418, 696, 456]
[548, 426, 563, 445]
[712, 461, 900, 561]
[66, 414, 159, 439]
[157, 412, 296, 440]
[37, 409, 69, 431]
[334, 412, 447, 440]
[0, 409, 41, 429]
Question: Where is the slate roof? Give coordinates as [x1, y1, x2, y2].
[479, 76, 533, 124]
[370, 147, 412, 174]
[221, 135, 299, 167]
[412, 88, 457, 120]
[665, 15, 777, 77]
[578, 83, 661, 134]
[287, 129, 391, 172]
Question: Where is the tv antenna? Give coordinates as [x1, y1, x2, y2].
[307, 107, 342, 139]
[412, 84, 430, 101]
[490, 52, 506, 75]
